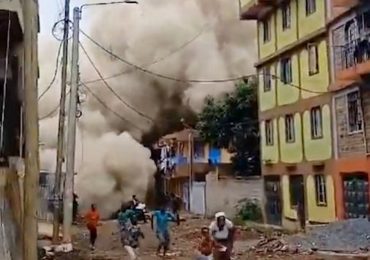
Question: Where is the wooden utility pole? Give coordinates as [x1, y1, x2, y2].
[23, 0, 40, 258]
[52, 0, 70, 243]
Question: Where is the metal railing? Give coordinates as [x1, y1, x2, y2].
[335, 32, 370, 71]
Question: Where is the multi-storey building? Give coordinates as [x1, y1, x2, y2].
[157, 129, 232, 215]
[0, 0, 39, 258]
[240, 0, 336, 230]
[328, 0, 370, 219]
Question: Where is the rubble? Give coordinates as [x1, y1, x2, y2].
[288, 219, 370, 254]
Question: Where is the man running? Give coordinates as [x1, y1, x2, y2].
[151, 206, 177, 257]
[85, 204, 101, 250]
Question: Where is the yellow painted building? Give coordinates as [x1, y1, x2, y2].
[241, 0, 336, 229]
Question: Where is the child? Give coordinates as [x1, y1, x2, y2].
[196, 226, 213, 260]
[124, 219, 144, 260]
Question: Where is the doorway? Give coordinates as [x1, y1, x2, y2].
[289, 175, 305, 229]
[264, 176, 282, 225]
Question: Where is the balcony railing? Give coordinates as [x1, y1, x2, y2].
[334, 32, 370, 72]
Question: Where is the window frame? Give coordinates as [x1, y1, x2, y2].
[308, 43, 319, 76]
[285, 114, 295, 143]
[346, 90, 363, 134]
[265, 120, 274, 146]
[305, 0, 316, 16]
[310, 106, 323, 139]
[280, 57, 292, 84]
[282, 1, 291, 31]
[314, 174, 327, 207]
[262, 19, 271, 43]
[263, 66, 272, 92]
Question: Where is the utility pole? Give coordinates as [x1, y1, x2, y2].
[23, 0, 40, 258]
[187, 130, 194, 212]
[53, 0, 70, 243]
[63, 7, 80, 244]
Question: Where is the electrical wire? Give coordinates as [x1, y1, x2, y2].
[79, 42, 155, 122]
[0, 12, 11, 150]
[38, 41, 63, 100]
[39, 90, 71, 120]
[80, 29, 329, 94]
[80, 29, 246, 83]
[80, 82, 145, 131]
[83, 25, 209, 85]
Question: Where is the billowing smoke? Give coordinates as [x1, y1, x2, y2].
[38, 0, 256, 217]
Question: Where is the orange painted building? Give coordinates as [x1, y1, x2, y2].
[328, 0, 370, 219]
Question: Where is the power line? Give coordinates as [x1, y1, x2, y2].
[79, 42, 155, 122]
[38, 40, 63, 100]
[80, 82, 145, 131]
[80, 29, 246, 83]
[80, 29, 329, 94]
[39, 90, 71, 120]
[82, 25, 208, 85]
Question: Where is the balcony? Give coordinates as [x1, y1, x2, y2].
[332, 11, 370, 88]
[240, 0, 276, 20]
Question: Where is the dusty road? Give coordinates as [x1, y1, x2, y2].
[54, 217, 354, 260]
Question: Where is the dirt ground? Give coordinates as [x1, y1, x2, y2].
[53, 216, 362, 260]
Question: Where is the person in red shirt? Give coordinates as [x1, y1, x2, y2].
[85, 204, 100, 250]
[196, 226, 213, 260]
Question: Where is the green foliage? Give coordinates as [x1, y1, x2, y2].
[197, 82, 260, 176]
[237, 198, 262, 222]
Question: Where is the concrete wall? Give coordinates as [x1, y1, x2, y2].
[205, 173, 262, 219]
[279, 113, 303, 163]
[260, 119, 279, 164]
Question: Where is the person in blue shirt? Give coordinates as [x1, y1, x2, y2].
[151, 205, 177, 257]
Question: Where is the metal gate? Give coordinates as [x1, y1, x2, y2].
[264, 176, 282, 225]
[190, 182, 206, 215]
[343, 173, 369, 219]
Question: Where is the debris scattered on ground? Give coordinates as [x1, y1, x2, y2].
[289, 219, 370, 253]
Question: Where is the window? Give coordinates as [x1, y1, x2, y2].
[347, 90, 363, 133]
[265, 120, 274, 146]
[315, 175, 327, 206]
[285, 114, 295, 143]
[263, 66, 271, 92]
[305, 0, 316, 15]
[310, 106, 322, 139]
[282, 2, 291, 30]
[308, 44, 319, 75]
[280, 57, 292, 84]
[262, 19, 271, 43]
[194, 141, 205, 159]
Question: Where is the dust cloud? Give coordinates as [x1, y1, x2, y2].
[38, 0, 256, 217]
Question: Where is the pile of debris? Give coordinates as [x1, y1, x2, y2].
[249, 235, 300, 255]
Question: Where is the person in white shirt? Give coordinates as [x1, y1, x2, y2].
[209, 212, 235, 260]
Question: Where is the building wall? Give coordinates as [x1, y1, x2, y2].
[298, 0, 326, 38]
[306, 174, 336, 222]
[279, 113, 303, 163]
[258, 63, 277, 111]
[277, 54, 300, 106]
[303, 104, 332, 161]
[205, 174, 262, 218]
[258, 14, 277, 59]
[260, 119, 279, 163]
[333, 88, 366, 157]
[300, 40, 330, 99]
[276, 0, 298, 50]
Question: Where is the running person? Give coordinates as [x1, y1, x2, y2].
[84, 204, 101, 250]
[151, 206, 177, 257]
